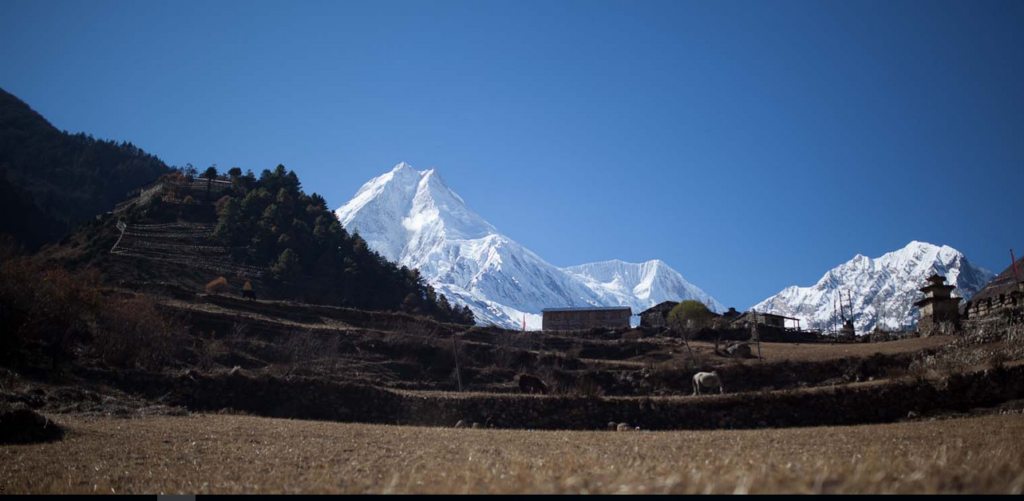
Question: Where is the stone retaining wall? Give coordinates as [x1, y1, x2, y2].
[84, 364, 1024, 431]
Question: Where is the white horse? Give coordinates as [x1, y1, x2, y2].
[693, 371, 724, 395]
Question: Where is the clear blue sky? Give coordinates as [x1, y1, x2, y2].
[2, 0, 1022, 308]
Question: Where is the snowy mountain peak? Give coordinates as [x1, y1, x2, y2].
[335, 163, 722, 329]
[754, 241, 994, 333]
[384, 161, 414, 174]
[565, 259, 725, 313]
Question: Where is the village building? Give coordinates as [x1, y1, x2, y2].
[914, 274, 961, 332]
[639, 302, 743, 329]
[963, 255, 1023, 321]
[720, 307, 742, 321]
[542, 306, 632, 331]
[638, 301, 678, 328]
[730, 311, 791, 329]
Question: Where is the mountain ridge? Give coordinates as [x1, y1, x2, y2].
[751, 241, 994, 333]
[336, 162, 722, 328]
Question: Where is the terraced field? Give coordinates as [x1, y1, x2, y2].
[111, 222, 266, 279]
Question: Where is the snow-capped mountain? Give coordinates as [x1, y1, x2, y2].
[751, 241, 994, 334]
[565, 260, 724, 314]
[336, 162, 722, 329]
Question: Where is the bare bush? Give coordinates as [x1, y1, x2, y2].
[195, 339, 224, 371]
[0, 255, 103, 367]
[564, 376, 605, 398]
[281, 330, 342, 372]
[205, 276, 229, 294]
[93, 296, 189, 370]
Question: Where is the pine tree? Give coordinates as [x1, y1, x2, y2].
[213, 198, 240, 244]
[271, 248, 301, 280]
[460, 305, 475, 325]
[203, 165, 218, 201]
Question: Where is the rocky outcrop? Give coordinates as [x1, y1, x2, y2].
[0, 406, 65, 444]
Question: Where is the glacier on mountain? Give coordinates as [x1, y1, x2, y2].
[750, 241, 994, 334]
[335, 162, 723, 329]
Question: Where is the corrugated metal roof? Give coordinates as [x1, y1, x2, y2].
[541, 306, 632, 313]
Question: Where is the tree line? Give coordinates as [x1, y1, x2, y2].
[208, 164, 474, 325]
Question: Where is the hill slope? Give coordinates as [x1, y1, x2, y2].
[0, 87, 172, 249]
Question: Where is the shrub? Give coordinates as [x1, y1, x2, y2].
[279, 330, 341, 372]
[0, 255, 103, 367]
[667, 300, 717, 331]
[565, 375, 605, 398]
[205, 276, 229, 294]
[93, 296, 188, 370]
[667, 301, 716, 366]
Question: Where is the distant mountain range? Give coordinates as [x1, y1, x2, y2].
[335, 164, 998, 332]
[752, 241, 994, 333]
[2, 86, 997, 334]
[335, 163, 723, 329]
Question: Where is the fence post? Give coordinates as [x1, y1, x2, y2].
[753, 323, 763, 361]
[452, 327, 463, 392]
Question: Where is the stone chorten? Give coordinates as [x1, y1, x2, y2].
[914, 274, 959, 332]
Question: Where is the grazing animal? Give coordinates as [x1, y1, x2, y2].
[692, 371, 725, 396]
[517, 374, 549, 395]
[616, 422, 633, 432]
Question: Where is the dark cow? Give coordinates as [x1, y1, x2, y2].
[518, 374, 548, 395]
[242, 289, 257, 301]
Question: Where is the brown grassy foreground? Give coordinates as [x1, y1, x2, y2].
[3, 414, 1023, 494]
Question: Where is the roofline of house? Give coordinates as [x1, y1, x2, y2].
[541, 307, 632, 313]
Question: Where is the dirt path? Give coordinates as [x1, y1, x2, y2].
[158, 296, 354, 332]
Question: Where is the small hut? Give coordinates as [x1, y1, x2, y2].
[639, 301, 678, 328]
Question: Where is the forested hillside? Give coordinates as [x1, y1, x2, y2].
[0, 87, 172, 249]
[210, 164, 475, 323]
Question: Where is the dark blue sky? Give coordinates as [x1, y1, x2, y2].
[2, 0, 1022, 308]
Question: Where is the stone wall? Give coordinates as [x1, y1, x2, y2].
[86, 364, 1024, 431]
[543, 309, 632, 331]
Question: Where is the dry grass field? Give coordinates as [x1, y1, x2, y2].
[3, 413, 1022, 494]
